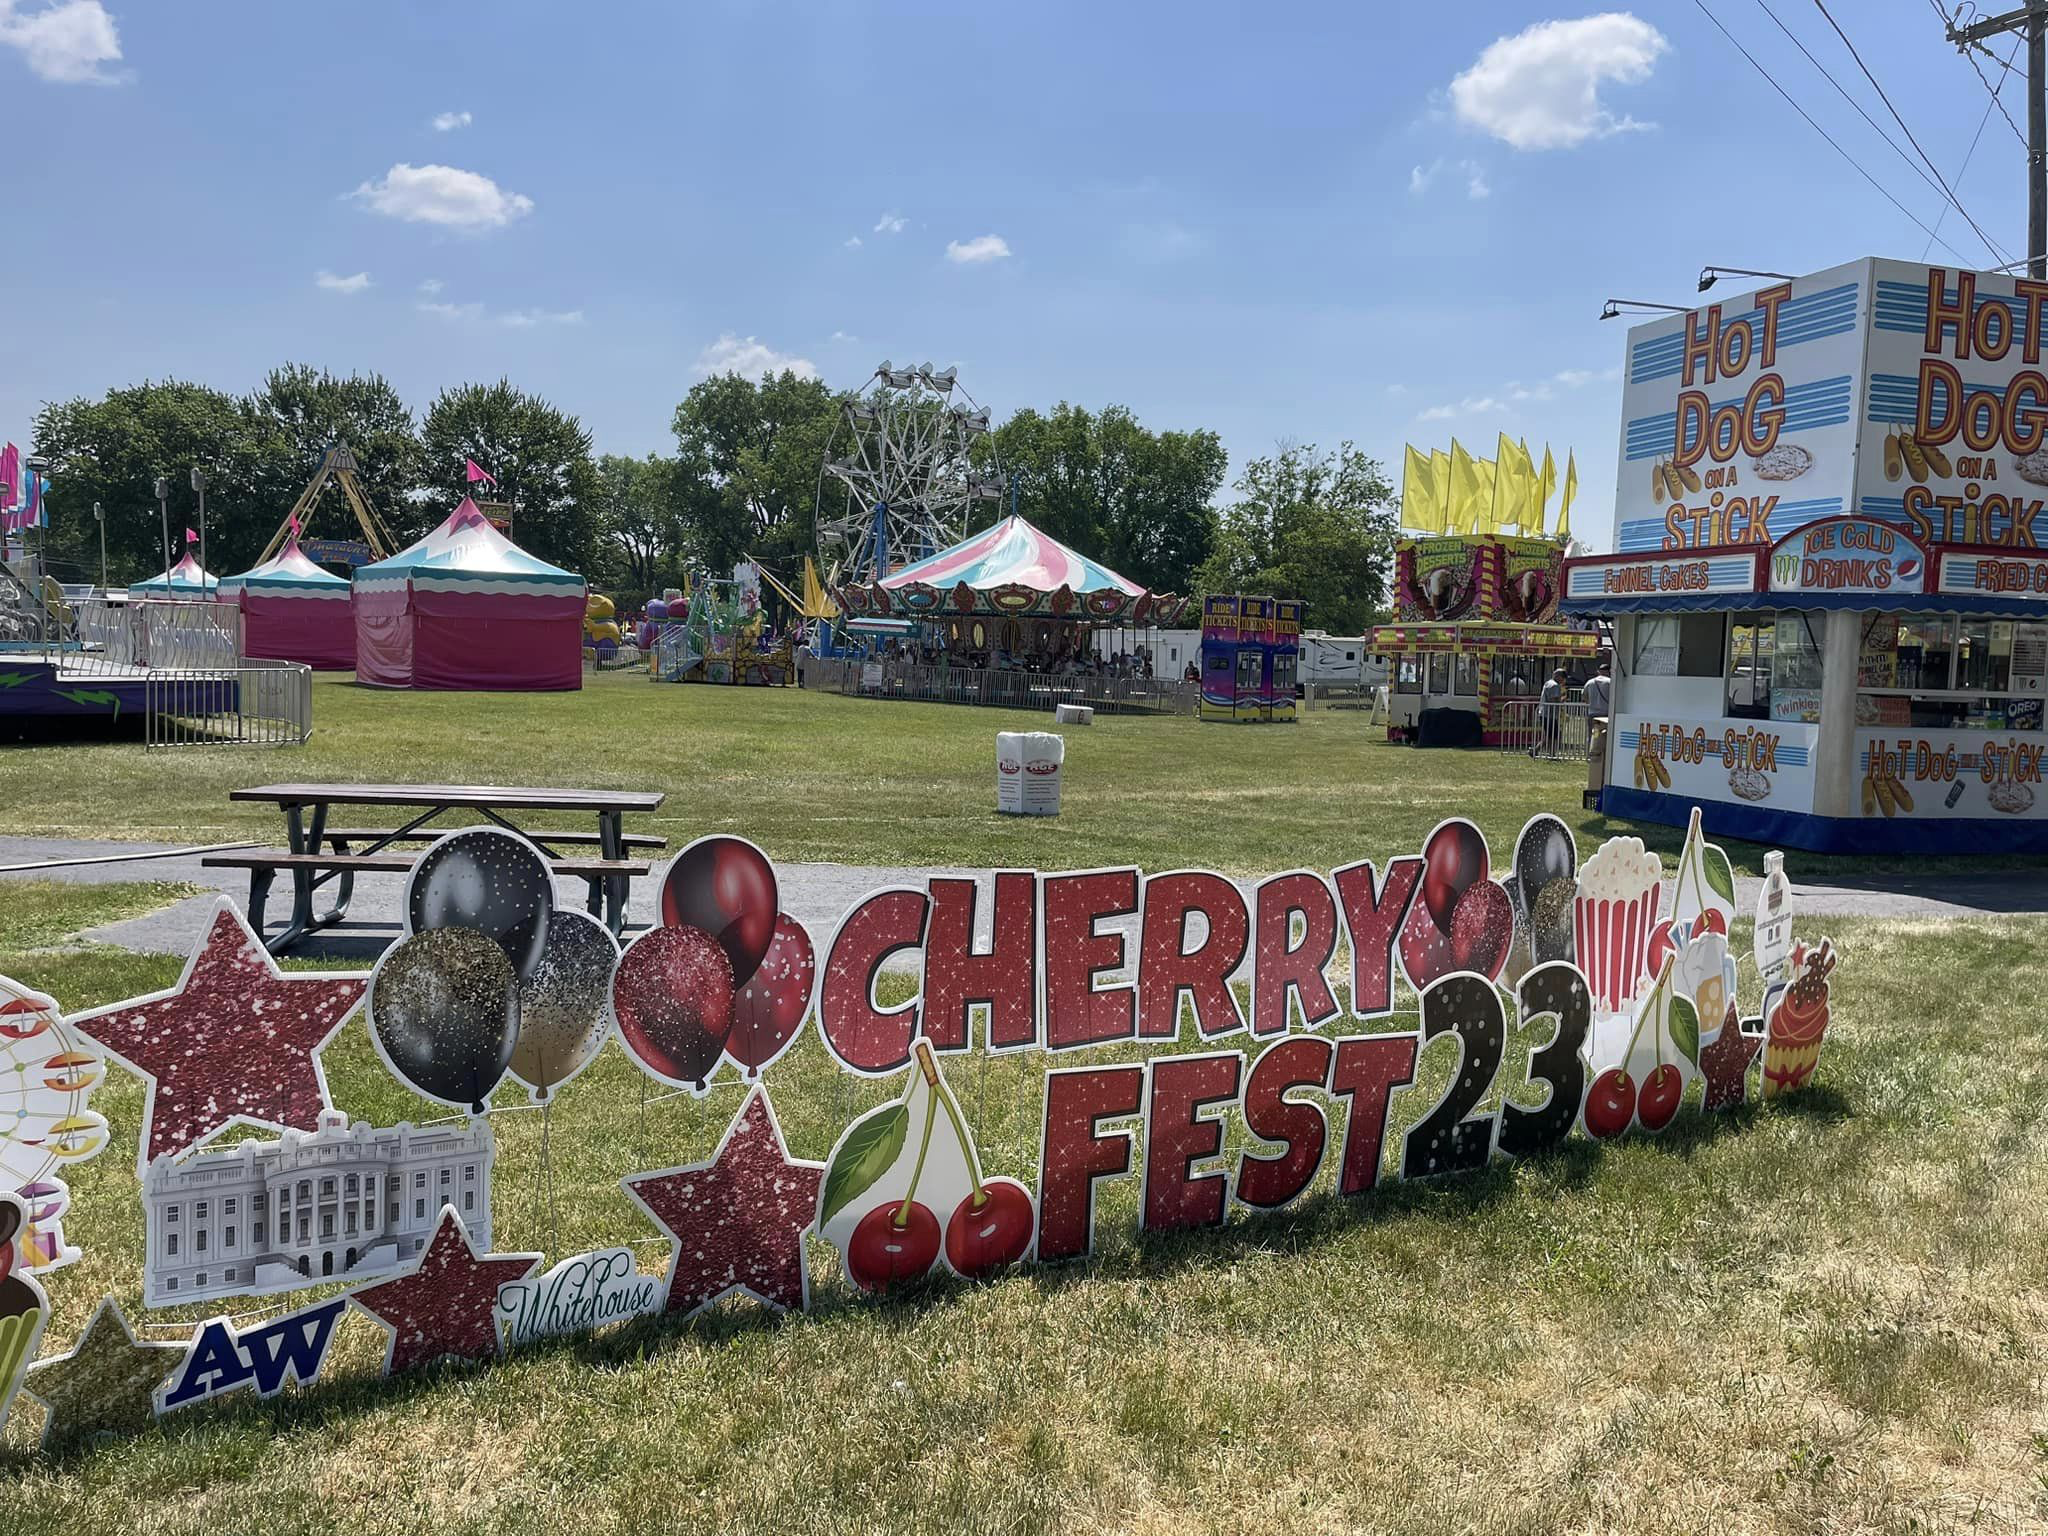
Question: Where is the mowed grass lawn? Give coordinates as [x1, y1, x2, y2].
[3, 668, 2033, 877]
[0, 881, 2043, 1533]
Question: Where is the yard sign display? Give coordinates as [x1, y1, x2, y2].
[0, 823, 1839, 1448]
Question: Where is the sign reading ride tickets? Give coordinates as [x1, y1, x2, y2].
[1611, 258, 2048, 556]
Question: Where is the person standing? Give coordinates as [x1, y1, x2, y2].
[1535, 667, 1565, 757]
[1583, 653, 1613, 772]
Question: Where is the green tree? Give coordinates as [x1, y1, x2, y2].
[247, 364, 422, 544]
[992, 403, 1225, 593]
[1196, 441, 1398, 634]
[590, 452, 687, 597]
[670, 370, 841, 575]
[31, 380, 275, 585]
[419, 380, 599, 574]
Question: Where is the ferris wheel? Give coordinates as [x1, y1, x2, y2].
[816, 361, 1004, 585]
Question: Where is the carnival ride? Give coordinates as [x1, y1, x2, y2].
[256, 443, 397, 570]
[815, 362, 1005, 592]
[647, 563, 796, 686]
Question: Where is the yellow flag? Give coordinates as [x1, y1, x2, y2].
[1537, 446, 1558, 534]
[1491, 433, 1526, 535]
[1401, 445, 1442, 533]
[1472, 457, 1497, 534]
[1448, 440, 1485, 533]
[1559, 451, 1578, 539]
[1516, 439, 1541, 533]
[1430, 449, 1452, 528]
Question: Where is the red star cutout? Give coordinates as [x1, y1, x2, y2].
[349, 1206, 541, 1374]
[1697, 1004, 1762, 1112]
[624, 1085, 823, 1319]
[68, 897, 367, 1174]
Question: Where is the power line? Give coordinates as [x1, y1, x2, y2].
[1752, 0, 1952, 206]
[1691, 0, 1982, 267]
[1922, 36, 2024, 259]
[1807, 0, 2014, 265]
[1931, 0, 2031, 151]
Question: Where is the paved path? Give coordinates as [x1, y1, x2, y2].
[1, 836, 2045, 962]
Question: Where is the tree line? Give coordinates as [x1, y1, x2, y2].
[29, 365, 1400, 632]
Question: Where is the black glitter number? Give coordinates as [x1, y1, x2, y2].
[1498, 962, 1591, 1160]
[1400, 974, 1505, 1180]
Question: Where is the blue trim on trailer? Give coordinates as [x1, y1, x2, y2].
[1600, 784, 2048, 854]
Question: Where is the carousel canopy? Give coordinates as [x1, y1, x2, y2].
[838, 514, 1186, 625]
[130, 553, 218, 595]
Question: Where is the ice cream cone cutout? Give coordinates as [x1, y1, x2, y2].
[1762, 939, 1836, 1098]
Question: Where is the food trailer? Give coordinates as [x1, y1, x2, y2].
[1563, 255, 2048, 853]
[1372, 533, 1598, 745]
[1198, 594, 1301, 723]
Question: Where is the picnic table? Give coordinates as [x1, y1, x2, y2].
[204, 783, 667, 954]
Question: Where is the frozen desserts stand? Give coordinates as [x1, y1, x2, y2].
[1566, 254, 2048, 853]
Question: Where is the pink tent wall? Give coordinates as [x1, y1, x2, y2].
[219, 543, 354, 670]
[352, 501, 585, 691]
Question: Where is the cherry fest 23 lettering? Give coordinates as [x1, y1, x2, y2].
[815, 853, 1607, 1258]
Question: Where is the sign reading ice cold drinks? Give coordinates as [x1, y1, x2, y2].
[1767, 517, 1927, 595]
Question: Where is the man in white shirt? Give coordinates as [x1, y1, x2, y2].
[1584, 658, 1612, 724]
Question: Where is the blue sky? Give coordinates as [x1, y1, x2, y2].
[1, 1, 2034, 552]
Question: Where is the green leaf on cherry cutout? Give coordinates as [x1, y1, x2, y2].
[1702, 844, 1736, 909]
[819, 1101, 909, 1225]
[1668, 993, 1701, 1068]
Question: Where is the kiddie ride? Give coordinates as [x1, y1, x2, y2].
[644, 563, 796, 686]
[582, 593, 640, 670]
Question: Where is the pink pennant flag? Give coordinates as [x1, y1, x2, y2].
[287, 513, 302, 536]
[185, 527, 199, 545]
[0, 444, 16, 513]
[465, 458, 497, 488]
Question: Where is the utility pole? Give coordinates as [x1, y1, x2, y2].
[1948, 1, 2048, 276]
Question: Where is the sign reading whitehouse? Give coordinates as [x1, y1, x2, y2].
[1613, 258, 2048, 556]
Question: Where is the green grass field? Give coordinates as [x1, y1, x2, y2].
[0, 880, 2043, 1534]
[3, 669, 2035, 877]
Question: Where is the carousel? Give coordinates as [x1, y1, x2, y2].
[833, 514, 1191, 667]
[1372, 533, 1598, 746]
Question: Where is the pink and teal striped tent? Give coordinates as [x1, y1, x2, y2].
[837, 515, 1186, 625]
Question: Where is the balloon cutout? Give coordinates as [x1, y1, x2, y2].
[509, 910, 619, 1102]
[612, 924, 734, 1091]
[370, 928, 519, 1112]
[406, 828, 554, 980]
[658, 836, 779, 983]
[726, 914, 815, 1076]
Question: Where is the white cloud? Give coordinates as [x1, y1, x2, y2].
[416, 295, 581, 327]
[873, 211, 907, 234]
[1417, 365, 1619, 420]
[1449, 13, 1667, 150]
[314, 269, 371, 295]
[350, 163, 534, 230]
[945, 234, 1011, 265]
[843, 235, 862, 248]
[830, 330, 858, 342]
[692, 334, 819, 381]
[0, 0, 123, 84]
[1410, 157, 1490, 199]
[498, 306, 582, 328]
[418, 277, 443, 295]
[430, 109, 472, 132]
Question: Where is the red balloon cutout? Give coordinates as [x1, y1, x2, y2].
[659, 837, 779, 984]
[612, 924, 735, 1089]
[725, 913, 814, 1076]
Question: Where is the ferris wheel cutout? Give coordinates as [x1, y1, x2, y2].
[816, 361, 1004, 585]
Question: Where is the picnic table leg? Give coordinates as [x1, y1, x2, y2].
[596, 810, 626, 936]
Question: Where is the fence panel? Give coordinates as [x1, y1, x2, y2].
[798, 655, 1196, 716]
[146, 662, 312, 748]
[1496, 697, 1593, 760]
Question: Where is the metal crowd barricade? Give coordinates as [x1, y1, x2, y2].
[145, 660, 313, 748]
[802, 655, 1198, 716]
[1496, 695, 1593, 760]
[74, 597, 243, 674]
